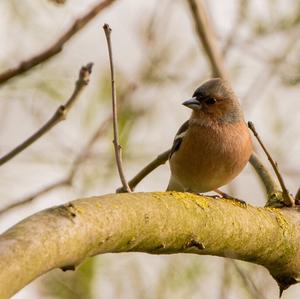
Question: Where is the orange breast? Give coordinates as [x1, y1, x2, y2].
[169, 121, 252, 192]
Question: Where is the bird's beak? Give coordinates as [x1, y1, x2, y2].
[182, 97, 202, 110]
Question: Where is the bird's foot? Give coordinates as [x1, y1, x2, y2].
[213, 189, 247, 205]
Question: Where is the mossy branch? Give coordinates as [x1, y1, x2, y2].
[1, 192, 300, 298]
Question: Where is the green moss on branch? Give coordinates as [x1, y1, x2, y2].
[0, 192, 300, 298]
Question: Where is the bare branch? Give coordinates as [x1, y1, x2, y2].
[248, 122, 294, 207]
[0, 63, 93, 167]
[103, 23, 131, 193]
[117, 149, 171, 192]
[0, 0, 115, 85]
[249, 153, 282, 205]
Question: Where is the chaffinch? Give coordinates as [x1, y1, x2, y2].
[167, 78, 252, 193]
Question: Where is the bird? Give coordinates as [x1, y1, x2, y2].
[167, 78, 252, 195]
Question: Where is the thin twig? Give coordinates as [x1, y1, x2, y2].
[249, 152, 281, 201]
[248, 122, 294, 207]
[0, 63, 93, 167]
[186, 0, 228, 79]
[0, 0, 115, 85]
[117, 149, 171, 192]
[103, 24, 131, 193]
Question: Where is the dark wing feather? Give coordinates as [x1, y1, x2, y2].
[169, 120, 189, 159]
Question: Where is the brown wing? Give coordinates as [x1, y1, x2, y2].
[169, 120, 189, 159]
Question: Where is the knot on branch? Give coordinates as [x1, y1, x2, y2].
[78, 62, 93, 85]
[275, 275, 298, 297]
[184, 237, 205, 251]
[55, 203, 78, 220]
[266, 191, 286, 208]
[61, 265, 76, 272]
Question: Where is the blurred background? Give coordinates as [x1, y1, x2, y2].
[0, 0, 300, 298]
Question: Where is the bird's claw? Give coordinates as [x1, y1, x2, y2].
[213, 190, 247, 205]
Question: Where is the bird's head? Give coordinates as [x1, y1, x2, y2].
[183, 78, 244, 123]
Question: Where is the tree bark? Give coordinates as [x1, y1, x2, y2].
[0, 192, 299, 298]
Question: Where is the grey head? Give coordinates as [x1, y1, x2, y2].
[182, 78, 244, 123]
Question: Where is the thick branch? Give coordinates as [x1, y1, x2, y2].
[1, 192, 300, 298]
[0, 0, 115, 85]
[0, 63, 93, 166]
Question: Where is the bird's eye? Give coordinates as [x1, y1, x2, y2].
[205, 97, 217, 105]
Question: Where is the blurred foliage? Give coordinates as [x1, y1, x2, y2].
[41, 258, 96, 299]
[136, 1, 184, 85]
[49, 0, 67, 4]
[280, 49, 300, 86]
[83, 76, 110, 129]
[252, 1, 300, 36]
[35, 80, 66, 102]
[155, 256, 204, 299]
[6, 0, 53, 29]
